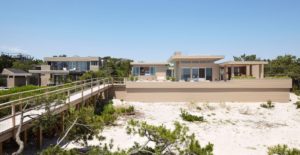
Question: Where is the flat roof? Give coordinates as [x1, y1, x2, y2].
[131, 62, 168, 66]
[28, 70, 69, 75]
[44, 57, 99, 62]
[219, 61, 268, 65]
[170, 55, 224, 61]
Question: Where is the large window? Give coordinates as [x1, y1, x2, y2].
[132, 67, 140, 76]
[132, 66, 156, 76]
[206, 68, 212, 81]
[233, 66, 246, 76]
[51, 61, 90, 71]
[192, 68, 199, 79]
[181, 68, 191, 81]
[150, 67, 156, 75]
[180, 67, 213, 81]
[199, 68, 205, 79]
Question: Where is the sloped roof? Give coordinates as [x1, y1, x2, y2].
[1, 68, 32, 76]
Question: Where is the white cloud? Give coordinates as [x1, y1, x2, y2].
[0, 46, 29, 55]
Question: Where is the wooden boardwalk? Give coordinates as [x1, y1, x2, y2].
[0, 78, 124, 154]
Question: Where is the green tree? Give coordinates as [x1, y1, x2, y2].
[264, 55, 300, 91]
[126, 120, 214, 155]
[0, 54, 15, 72]
[233, 54, 260, 61]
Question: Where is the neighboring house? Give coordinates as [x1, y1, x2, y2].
[29, 56, 104, 86]
[1, 68, 32, 88]
[131, 52, 268, 81]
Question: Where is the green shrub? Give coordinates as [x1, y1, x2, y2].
[116, 106, 135, 115]
[265, 76, 291, 79]
[294, 101, 300, 109]
[294, 90, 300, 96]
[101, 113, 118, 125]
[102, 103, 116, 115]
[0, 85, 40, 96]
[180, 109, 204, 122]
[232, 75, 255, 79]
[268, 144, 300, 155]
[261, 100, 275, 109]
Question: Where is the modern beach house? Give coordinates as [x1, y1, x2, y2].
[131, 52, 267, 81]
[117, 52, 292, 102]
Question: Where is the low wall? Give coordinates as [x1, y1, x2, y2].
[114, 79, 292, 102]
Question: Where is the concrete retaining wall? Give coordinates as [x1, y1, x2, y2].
[113, 79, 292, 102]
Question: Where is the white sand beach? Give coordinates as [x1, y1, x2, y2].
[65, 93, 300, 155]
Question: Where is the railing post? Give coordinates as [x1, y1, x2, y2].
[12, 104, 16, 130]
[61, 111, 65, 132]
[91, 78, 93, 93]
[68, 89, 70, 104]
[81, 81, 84, 104]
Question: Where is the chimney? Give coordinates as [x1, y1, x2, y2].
[174, 51, 182, 56]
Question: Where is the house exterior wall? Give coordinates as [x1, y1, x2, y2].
[6, 77, 14, 88]
[252, 65, 260, 79]
[116, 79, 292, 102]
[155, 65, 168, 80]
[90, 65, 99, 71]
[40, 73, 51, 86]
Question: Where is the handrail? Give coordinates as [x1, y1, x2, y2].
[0, 77, 126, 134]
[0, 78, 107, 108]
[0, 77, 100, 99]
[0, 77, 125, 109]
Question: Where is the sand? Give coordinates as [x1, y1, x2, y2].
[65, 93, 300, 155]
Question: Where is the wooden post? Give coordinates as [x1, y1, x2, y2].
[12, 104, 16, 131]
[61, 111, 65, 133]
[24, 129, 28, 146]
[67, 90, 70, 104]
[0, 141, 3, 155]
[91, 78, 93, 93]
[37, 126, 43, 149]
[81, 82, 84, 107]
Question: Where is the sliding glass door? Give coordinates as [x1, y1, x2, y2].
[181, 68, 191, 81]
[181, 67, 213, 81]
[206, 68, 212, 81]
[199, 68, 205, 80]
[192, 68, 199, 80]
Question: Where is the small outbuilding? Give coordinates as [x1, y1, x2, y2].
[1, 68, 32, 88]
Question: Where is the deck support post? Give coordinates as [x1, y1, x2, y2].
[36, 126, 43, 149]
[61, 111, 65, 133]
[0, 141, 3, 155]
[24, 129, 28, 146]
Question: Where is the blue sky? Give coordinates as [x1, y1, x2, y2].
[0, 0, 299, 62]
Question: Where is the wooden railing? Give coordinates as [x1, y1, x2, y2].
[0, 77, 126, 133]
